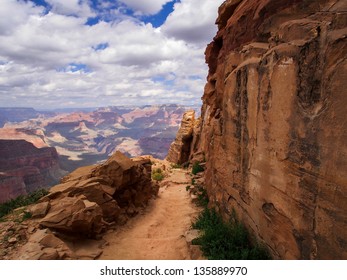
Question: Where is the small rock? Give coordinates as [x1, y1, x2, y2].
[19, 225, 28, 230]
[28, 201, 50, 219]
[185, 229, 201, 244]
[6, 222, 15, 231]
[8, 237, 17, 244]
[39, 248, 59, 260]
[27, 226, 36, 234]
[0, 249, 8, 257]
[193, 173, 203, 179]
[190, 194, 199, 204]
[75, 248, 103, 260]
[190, 245, 205, 260]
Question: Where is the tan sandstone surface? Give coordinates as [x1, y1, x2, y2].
[185, 0, 347, 259]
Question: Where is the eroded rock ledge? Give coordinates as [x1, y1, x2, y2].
[6, 152, 158, 259]
[192, 0, 347, 259]
[166, 110, 197, 164]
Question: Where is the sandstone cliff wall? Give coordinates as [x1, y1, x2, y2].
[196, 0, 347, 259]
[166, 110, 196, 164]
[0, 140, 65, 202]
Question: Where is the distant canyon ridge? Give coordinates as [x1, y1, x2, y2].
[0, 105, 197, 202]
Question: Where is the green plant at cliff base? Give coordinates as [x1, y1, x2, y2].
[196, 186, 209, 208]
[152, 168, 164, 181]
[192, 208, 270, 260]
[192, 162, 204, 175]
[22, 211, 32, 221]
[0, 189, 49, 220]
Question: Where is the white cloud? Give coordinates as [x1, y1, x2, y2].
[162, 0, 224, 44]
[119, 0, 172, 15]
[0, 0, 43, 35]
[0, 0, 222, 109]
[45, 0, 94, 18]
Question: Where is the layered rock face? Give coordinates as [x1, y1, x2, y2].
[0, 140, 65, 203]
[39, 151, 156, 236]
[195, 0, 347, 259]
[166, 110, 196, 164]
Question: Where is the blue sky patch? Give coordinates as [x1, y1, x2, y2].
[93, 43, 109, 51]
[58, 63, 92, 73]
[86, 17, 100, 26]
[142, 1, 179, 28]
[28, 0, 48, 8]
[188, 75, 203, 80]
[151, 75, 176, 88]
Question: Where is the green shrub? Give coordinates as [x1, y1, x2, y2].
[186, 186, 191, 191]
[192, 208, 270, 260]
[171, 163, 182, 169]
[196, 187, 209, 208]
[22, 211, 32, 221]
[0, 189, 49, 219]
[192, 162, 204, 175]
[152, 170, 164, 181]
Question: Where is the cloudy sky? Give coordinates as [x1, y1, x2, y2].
[0, 0, 224, 109]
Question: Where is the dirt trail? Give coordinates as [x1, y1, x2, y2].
[99, 168, 199, 260]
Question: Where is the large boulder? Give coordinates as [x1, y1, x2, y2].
[40, 197, 103, 236]
[35, 151, 156, 237]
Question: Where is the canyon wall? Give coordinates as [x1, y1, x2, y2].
[0, 140, 65, 202]
[195, 0, 347, 259]
[166, 110, 196, 164]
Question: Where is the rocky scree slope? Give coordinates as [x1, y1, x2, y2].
[180, 0, 347, 259]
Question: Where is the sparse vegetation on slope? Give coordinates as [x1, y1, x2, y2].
[192, 208, 270, 260]
[0, 189, 49, 220]
[188, 178, 209, 208]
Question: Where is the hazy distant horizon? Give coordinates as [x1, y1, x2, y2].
[0, 103, 202, 112]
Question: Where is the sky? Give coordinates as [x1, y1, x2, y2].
[0, 0, 224, 109]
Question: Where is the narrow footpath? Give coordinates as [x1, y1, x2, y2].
[99, 167, 199, 260]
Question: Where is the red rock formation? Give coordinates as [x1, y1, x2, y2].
[0, 140, 65, 202]
[166, 110, 197, 164]
[0, 175, 27, 203]
[193, 0, 347, 259]
[39, 151, 157, 237]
